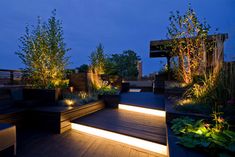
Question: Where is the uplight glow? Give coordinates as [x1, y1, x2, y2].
[71, 123, 167, 155]
[118, 104, 166, 117]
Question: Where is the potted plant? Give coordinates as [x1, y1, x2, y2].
[16, 10, 70, 106]
[97, 87, 120, 108]
[23, 80, 69, 105]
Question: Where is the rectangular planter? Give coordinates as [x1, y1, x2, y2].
[29, 100, 105, 134]
[98, 94, 120, 108]
[23, 88, 62, 106]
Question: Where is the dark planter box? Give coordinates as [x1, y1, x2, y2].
[121, 82, 130, 92]
[23, 88, 62, 106]
[28, 100, 105, 134]
[98, 94, 120, 108]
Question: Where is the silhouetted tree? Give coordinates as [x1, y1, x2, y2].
[105, 50, 140, 80]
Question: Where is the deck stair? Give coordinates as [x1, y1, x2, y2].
[72, 92, 167, 156]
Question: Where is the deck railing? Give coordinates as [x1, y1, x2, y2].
[0, 69, 24, 85]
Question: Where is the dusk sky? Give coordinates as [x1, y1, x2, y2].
[0, 0, 235, 75]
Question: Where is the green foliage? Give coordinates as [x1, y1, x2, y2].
[105, 50, 140, 80]
[96, 87, 118, 95]
[62, 91, 97, 105]
[171, 116, 235, 156]
[184, 69, 231, 107]
[16, 10, 70, 89]
[89, 43, 106, 74]
[167, 4, 211, 84]
[77, 64, 89, 73]
[171, 117, 195, 135]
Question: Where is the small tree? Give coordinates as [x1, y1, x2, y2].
[89, 43, 106, 74]
[77, 64, 89, 73]
[105, 50, 140, 80]
[167, 5, 210, 84]
[16, 10, 70, 89]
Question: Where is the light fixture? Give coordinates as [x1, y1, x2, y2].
[64, 99, 75, 106]
[118, 104, 165, 117]
[71, 123, 167, 156]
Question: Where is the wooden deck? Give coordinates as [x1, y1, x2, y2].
[14, 128, 163, 157]
[73, 108, 166, 145]
[1, 92, 167, 157]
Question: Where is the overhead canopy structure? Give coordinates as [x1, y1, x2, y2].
[149, 33, 228, 80]
[149, 33, 228, 58]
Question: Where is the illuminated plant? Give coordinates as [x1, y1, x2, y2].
[96, 86, 118, 95]
[78, 91, 89, 99]
[171, 116, 235, 156]
[89, 43, 106, 75]
[167, 5, 211, 84]
[16, 10, 70, 89]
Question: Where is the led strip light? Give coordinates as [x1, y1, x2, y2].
[71, 123, 167, 156]
[118, 104, 166, 117]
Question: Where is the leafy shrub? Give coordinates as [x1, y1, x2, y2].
[16, 10, 70, 89]
[174, 100, 211, 115]
[62, 91, 97, 106]
[96, 87, 118, 95]
[171, 116, 235, 156]
[184, 69, 231, 109]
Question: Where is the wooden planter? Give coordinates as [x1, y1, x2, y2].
[29, 100, 105, 134]
[23, 88, 62, 106]
[98, 94, 120, 108]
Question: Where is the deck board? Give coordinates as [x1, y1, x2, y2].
[73, 108, 166, 145]
[15, 129, 163, 157]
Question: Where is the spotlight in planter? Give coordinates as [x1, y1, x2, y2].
[64, 99, 75, 106]
[71, 123, 167, 155]
[69, 86, 74, 93]
[118, 104, 165, 117]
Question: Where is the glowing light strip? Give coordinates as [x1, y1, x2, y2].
[71, 123, 167, 155]
[118, 104, 166, 117]
[129, 89, 141, 92]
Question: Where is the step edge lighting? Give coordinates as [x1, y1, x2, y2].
[118, 104, 166, 117]
[71, 123, 167, 156]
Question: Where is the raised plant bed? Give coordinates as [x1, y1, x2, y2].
[23, 88, 62, 106]
[167, 124, 207, 157]
[98, 94, 120, 108]
[28, 100, 105, 134]
[165, 97, 211, 123]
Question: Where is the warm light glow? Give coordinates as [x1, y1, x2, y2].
[69, 86, 74, 93]
[129, 88, 141, 92]
[177, 98, 195, 106]
[64, 99, 75, 106]
[71, 123, 167, 155]
[118, 104, 166, 117]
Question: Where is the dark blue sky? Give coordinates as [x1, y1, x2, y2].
[0, 0, 235, 75]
